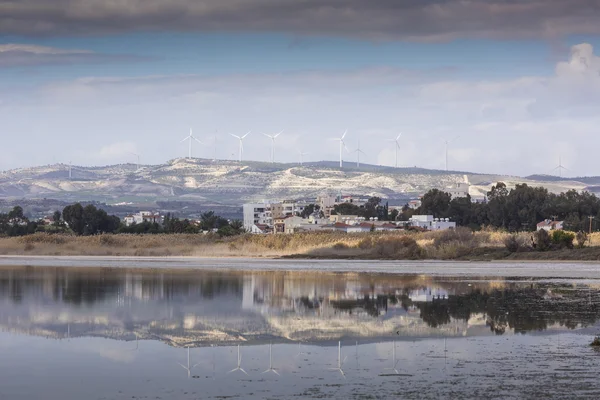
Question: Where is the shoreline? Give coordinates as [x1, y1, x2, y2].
[2, 255, 600, 278]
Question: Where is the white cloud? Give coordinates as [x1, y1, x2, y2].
[2, 42, 600, 177]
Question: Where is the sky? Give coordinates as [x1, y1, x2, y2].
[1, 1, 600, 177]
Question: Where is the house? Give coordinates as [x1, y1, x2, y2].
[251, 224, 272, 234]
[407, 200, 422, 210]
[408, 215, 456, 231]
[447, 182, 470, 199]
[346, 222, 375, 233]
[537, 220, 564, 231]
[123, 211, 163, 227]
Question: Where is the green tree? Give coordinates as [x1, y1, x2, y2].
[63, 203, 85, 235]
[418, 189, 451, 217]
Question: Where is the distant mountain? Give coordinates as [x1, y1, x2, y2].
[0, 158, 591, 209]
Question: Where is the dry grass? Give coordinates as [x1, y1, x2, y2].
[2, 229, 600, 260]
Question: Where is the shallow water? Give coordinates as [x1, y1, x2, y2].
[1, 263, 600, 399]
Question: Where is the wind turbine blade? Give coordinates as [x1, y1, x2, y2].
[227, 369, 238, 374]
[343, 143, 350, 153]
[359, 149, 367, 155]
[194, 137, 203, 144]
[240, 368, 248, 375]
[274, 130, 284, 138]
[341, 130, 347, 140]
[229, 133, 241, 139]
[178, 363, 188, 370]
[396, 133, 402, 141]
[273, 370, 280, 376]
[262, 133, 273, 139]
[181, 136, 190, 143]
[242, 130, 251, 139]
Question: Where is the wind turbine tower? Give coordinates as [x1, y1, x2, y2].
[551, 155, 569, 178]
[181, 128, 203, 159]
[444, 136, 460, 171]
[129, 152, 140, 170]
[263, 130, 284, 163]
[68, 161, 72, 180]
[333, 130, 349, 168]
[388, 133, 401, 168]
[230, 131, 251, 162]
[298, 150, 309, 166]
[353, 137, 366, 168]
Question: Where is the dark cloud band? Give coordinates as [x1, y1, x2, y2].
[1, 0, 600, 39]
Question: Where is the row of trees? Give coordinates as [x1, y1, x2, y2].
[416, 183, 600, 231]
[0, 204, 245, 237]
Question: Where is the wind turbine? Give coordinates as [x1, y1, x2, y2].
[68, 161, 72, 179]
[298, 150, 310, 166]
[550, 155, 569, 178]
[332, 130, 349, 168]
[230, 131, 251, 162]
[384, 341, 401, 375]
[328, 341, 347, 378]
[228, 345, 248, 375]
[181, 128, 203, 159]
[444, 136, 460, 171]
[353, 137, 366, 168]
[262, 130, 284, 163]
[129, 152, 140, 170]
[178, 347, 199, 378]
[262, 343, 280, 376]
[388, 133, 402, 168]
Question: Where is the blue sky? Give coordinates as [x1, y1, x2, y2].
[2, 1, 600, 176]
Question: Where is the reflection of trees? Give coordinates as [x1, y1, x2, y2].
[410, 288, 600, 334]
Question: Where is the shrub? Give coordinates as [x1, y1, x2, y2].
[24, 243, 35, 251]
[503, 234, 521, 253]
[591, 336, 600, 347]
[576, 231, 588, 249]
[372, 236, 423, 259]
[432, 227, 475, 248]
[551, 230, 575, 250]
[332, 242, 349, 250]
[534, 229, 552, 251]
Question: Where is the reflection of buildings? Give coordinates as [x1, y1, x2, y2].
[1, 268, 598, 346]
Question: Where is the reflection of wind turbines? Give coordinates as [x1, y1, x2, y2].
[384, 341, 400, 375]
[298, 151, 310, 166]
[178, 347, 199, 378]
[181, 128, 203, 159]
[130, 332, 139, 351]
[388, 133, 402, 168]
[550, 155, 569, 178]
[228, 345, 248, 375]
[295, 342, 308, 357]
[262, 343, 280, 376]
[353, 138, 366, 168]
[262, 130, 283, 163]
[444, 136, 460, 171]
[230, 131, 251, 162]
[328, 341, 347, 378]
[332, 130, 349, 168]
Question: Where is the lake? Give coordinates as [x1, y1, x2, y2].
[1, 259, 600, 399]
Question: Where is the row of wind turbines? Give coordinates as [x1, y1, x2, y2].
[179, 128, 462, 171]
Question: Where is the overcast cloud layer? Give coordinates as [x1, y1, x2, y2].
[2, 0, 600, 40]
[1, 42, 599, 176]
[0, 44, 152, 67]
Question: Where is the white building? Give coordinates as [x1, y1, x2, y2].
[243, 203, 272, 232]
[536, 220, 564, 231]
[123, 211, 163, 226]
[408, 215, 456, 231]
[447, 182, 470, 199]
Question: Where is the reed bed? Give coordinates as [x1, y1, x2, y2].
[1, 229, 600, 260]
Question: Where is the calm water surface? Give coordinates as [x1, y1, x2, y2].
[1, 263, 600, 399]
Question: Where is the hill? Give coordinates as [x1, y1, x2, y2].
[0, 158, 592, 211]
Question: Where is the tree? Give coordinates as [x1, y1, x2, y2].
[418, 189, 451, 217]
[301, 204, 316, 218]
[52, 211, 62, 226]
[63, 203, 85, 235]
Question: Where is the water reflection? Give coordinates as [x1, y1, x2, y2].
[1, 267, 600, 346]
